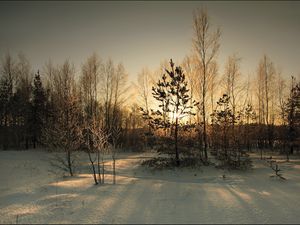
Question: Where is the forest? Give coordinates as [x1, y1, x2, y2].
[1, 8, 299, 171]
[0, 6, 300, 224]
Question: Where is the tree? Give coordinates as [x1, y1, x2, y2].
[277, 72, 288, 125]
[102, 59, 114, 133]
[182, 55, 198, 124]
[211, 94, 233, 162]
[285, 76, 300, 157]
[83, 120, 108, 185]
[80, 53, 101, 120]
[136, 67, 154, 148]
[125, 103, 144, 150]
[12, 54, 33, 148]
[0, 53, 34, 149]
[276, 72, 289, 159]
[211, 94, 252, 169]
[137, 67, 152, 114]
[192, 8, 221, 161]
[111, 126, 121, 184]
[101, 59, 128, 137]
[80, 53, 109, 185]
[31, 70, 47, 148]
[43, 60, 83, 177]
[149, 59, 197, 166]
[221, 54, 244, 150]
[244, 103, 256, 152]
[256, 55, 276, 154]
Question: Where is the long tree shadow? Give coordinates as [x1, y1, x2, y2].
[1, 152, 300, 223]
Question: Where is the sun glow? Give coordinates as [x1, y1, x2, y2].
[169, 112, 190, 123]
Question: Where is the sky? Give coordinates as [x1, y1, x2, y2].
[0, 1, 299, 82]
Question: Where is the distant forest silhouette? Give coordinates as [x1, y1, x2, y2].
[0, 9, 299, 175]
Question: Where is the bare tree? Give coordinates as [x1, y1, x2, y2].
[0, 53, 18, 149]
[43, 60, 56, 96]
[256, 55, 276, 157]
[101, 59, 128, 133]
[192, 8, 221, 161]
[136, 67, 154, 148]
[80, 53, 107, 185]
[182, 55, 198, 124]
[111, 126, 121, 184]
[102, 59, 115, 132]
[84, 120, 109, 185]
[137, 67, 152, 117]
[207, 60, 219, 115]
[43, 60, 82, 177]
[0, 53, 15, 128]
[112, 63, 129, 129]
[81, 53, 102, 118]
[221, 54, 245, 148]
[277, 72, 288, 124]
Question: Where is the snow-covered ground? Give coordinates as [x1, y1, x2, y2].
[0, 150, 300, 224]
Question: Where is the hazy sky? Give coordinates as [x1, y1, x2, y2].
[0, 1, 299, 82]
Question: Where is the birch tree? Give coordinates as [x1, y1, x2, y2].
[192, 8, 221, 161]
[256, 55, 276, 156]
[43, 60, 82, 177]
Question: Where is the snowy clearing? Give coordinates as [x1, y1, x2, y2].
[0, 150, 300, 224]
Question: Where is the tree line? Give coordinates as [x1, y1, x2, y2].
[0, 8, 299, 174]
[137, 9, 299, 168]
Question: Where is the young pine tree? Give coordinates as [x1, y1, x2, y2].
[149, 59, 197, 166]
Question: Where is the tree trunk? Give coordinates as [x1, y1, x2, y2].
[67, 150, 73, 176]
[290, 145, 294, 155]
[25, 138, 29, 150]
[88, 152, 98, 185]
[102, 157, 105, 184]
[175, 117, 180, 166]
[113, 155, 116, 184]
[286, 145, 290, 162]
[33, 137, 36, 149]
[97, 151, 102, 184]
[202, 65, 208, 161]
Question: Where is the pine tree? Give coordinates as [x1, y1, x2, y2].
[31, 70, 47, 148]
[10, 76, 32, 148]
[211, 94, 252, 169]
[244, 103, 256, 152]
[0, 76, 12, 126]
[148, 59, 197, 166]
[285, 77, 300, 155]
[0, 77, 11, 149]
[211, 94, 233, 162]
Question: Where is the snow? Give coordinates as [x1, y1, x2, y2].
[0, 150, 300, 224]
